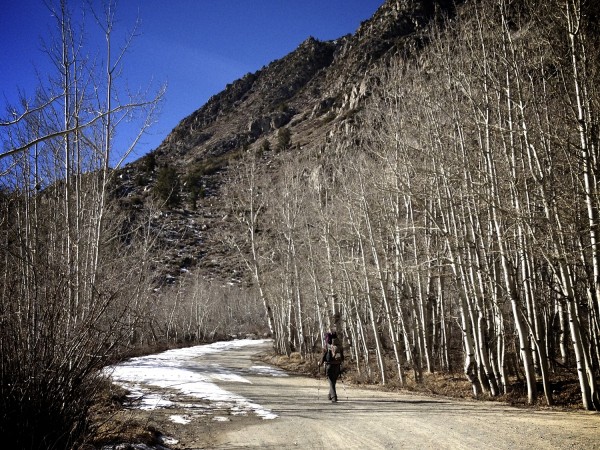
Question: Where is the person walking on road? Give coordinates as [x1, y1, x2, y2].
[318, 331, 344, 402]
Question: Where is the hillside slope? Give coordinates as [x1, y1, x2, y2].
[114, 0, 456, 286]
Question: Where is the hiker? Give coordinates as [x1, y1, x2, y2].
[318, 331, 344, 402]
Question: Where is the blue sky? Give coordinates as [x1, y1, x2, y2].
[1, 0, 383, 165]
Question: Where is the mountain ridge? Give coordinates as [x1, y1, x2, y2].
[139, 0, 456, 168]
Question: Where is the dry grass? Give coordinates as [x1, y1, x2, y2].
[256, 351, 590, 411]
[82, 383, 164, 449]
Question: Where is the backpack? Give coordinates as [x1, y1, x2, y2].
[326, 338, 343, 364]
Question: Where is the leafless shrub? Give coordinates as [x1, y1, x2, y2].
[0, 0, 164, 446]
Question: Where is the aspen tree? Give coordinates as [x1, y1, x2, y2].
[338, 154, 388, 383]
[225, 149, 276, 337]
[495, 0, 555, 403]
[562, 0, 600, 409]
[274, 158, 308, 354]
[359, 166, 405, 384]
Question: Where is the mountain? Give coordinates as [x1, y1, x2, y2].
[114, 0, 457, 286]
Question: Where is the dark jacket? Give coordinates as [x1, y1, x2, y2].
[321, 336, 344, 365]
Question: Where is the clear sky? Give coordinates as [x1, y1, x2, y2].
[1, 0, 384, 164]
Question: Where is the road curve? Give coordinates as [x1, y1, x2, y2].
[203, 341, 599, 450]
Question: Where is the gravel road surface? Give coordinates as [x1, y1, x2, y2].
[209, 342, 599, 449]
[112, 340, 600, 449]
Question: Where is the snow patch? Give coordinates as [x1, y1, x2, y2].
[250, 365, 289, 377]
[159, 435, 179, 445]
[212, 416, 230, 422]
[105, 339, 278, 419]
[169, 415, 191, 424]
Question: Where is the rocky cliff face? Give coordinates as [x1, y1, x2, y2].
[153, 37, 338, 164]
[140, 0, 457, 168]
[116, 0, 457, 286]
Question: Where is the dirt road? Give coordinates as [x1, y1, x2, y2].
[115, 340, 600, 449]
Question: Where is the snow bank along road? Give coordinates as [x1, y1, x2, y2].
[108, 339, 600, 449]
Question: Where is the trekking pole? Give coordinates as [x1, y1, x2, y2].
[339, 370, 348, 401]
[316, 363, 321, 400]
